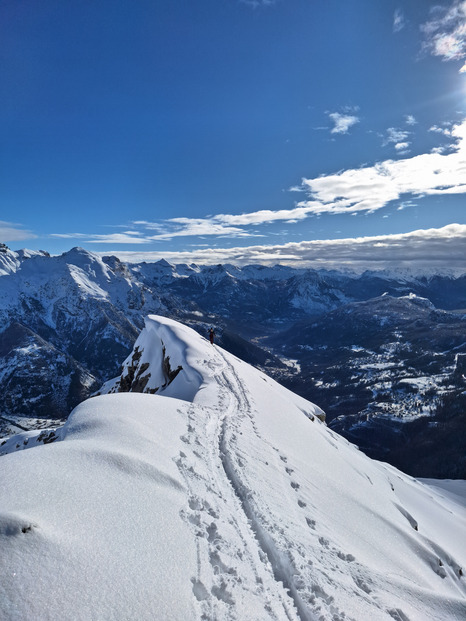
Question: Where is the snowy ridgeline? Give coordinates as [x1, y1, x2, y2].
[1, 316, 465, 621]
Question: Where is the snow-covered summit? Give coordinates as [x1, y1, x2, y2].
[1, 315, 465, 620]
[0, 245, 21, 276]
[0, 245, 49, 277]
[132, 258, 199, 286]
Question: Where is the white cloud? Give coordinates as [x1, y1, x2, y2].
[394, 141, 410, 152]
[50, 219, 261, 246]
[87, 233, 153, 244]
[383, 127, 411, 150]
[405, 115, 417, 125]
[133, 206, 325, 242]
[215, 207, 314, 225]
[297, 117, 466, 215]
[50, 232, 152, 244]
[101, 224, 466, 271]
[50, 233, 89, 239]
[397, 201, 416, 211]
[429, 123, 453, 136]
[148, 218, 253, 241]
[328, 112, 360, 135]
[240, 0, 276, 8]
[393, 8, 406, 33]
[421, 1, 466, 67]
[0, 221, 36, 242]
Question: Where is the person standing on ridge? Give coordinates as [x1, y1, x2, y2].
[208, 327, 215, 345]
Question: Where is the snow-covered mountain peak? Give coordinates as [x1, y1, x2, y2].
[0, 245, 52, 278]
[132, 257, 198, 286]
[3, 245, 141, 310]
[155, 258, 175, 268]
[15, 248, 50, 260]
[59, 245, 101, 264]
[58, 246, 114, 281]
[0, 250, 109, 309]
[0, 245, 21, 276]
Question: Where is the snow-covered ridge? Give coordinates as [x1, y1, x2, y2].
[98, 316, 205, 402]
[1, 316, 465, 620]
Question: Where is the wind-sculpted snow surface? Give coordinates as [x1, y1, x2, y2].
[1, 316, 465, 621]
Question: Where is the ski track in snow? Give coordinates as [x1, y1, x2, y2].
[175, 347, 301, 620]
[176, 344, 362, 621]
[216, 352, 313, 621]
[214, 352, 344, 621]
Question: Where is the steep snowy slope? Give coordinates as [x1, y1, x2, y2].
[1, 316, 465, 621]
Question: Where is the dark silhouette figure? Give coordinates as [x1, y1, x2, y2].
[208, 327, 215, 345]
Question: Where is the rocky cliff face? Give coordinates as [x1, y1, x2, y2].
[0, 322, 97, 427]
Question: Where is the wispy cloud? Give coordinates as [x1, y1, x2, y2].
[50, 233, 88, 239]
[328, 111, 360, 135]
[50, 232, 152, 244]
[50, 218, 262, 246]
[421, 1, 466, 69]
[0, 221, 36, 243]
[212, 207, 315, 225]
[240, 0, 277, 8]
[103, 224, 466, 271]
[393, 8, 406, 33]
[147, 218, 253, 241]
[87, 233, 153, 244]
[383, 127, 411, 153]
[428, 123, 457, 152]
[429, 123, 454, 136]
[405, 115, 417, 126]
[134, 207, 324, 242]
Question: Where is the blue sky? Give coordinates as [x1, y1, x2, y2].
[1, 0, 466, 269]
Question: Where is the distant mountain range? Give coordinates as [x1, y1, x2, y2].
[1, 244, 465, 477]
